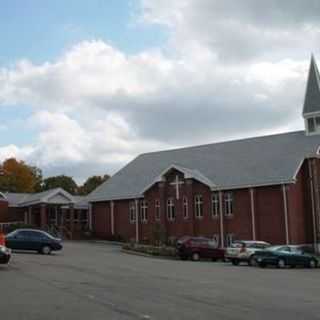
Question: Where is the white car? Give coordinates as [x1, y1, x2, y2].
[225, 240, 271, 266]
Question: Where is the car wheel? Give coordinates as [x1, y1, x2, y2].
[308, 259, 318, 269]
[231, 259, 240, 266]
[41, 246, 52, 255]
[191, 252, 200, 261]
[277, 258, 286, 268]
[249, 255, 257, 266]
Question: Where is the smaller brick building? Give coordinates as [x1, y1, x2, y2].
[0, 188, 89, 238]
[87, 56, 320, 249]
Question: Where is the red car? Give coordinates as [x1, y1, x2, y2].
[176, 236, 225, 261]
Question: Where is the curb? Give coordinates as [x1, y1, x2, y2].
[121, 249, 178, 260]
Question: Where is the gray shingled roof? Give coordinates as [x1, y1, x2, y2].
[4, 188, 75, 207]
[303, 55, 320, 115]
[88, 130, 320, 202]
[4, 193, 30, 207]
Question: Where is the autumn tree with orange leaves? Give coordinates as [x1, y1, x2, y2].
[0, 158, 42, 193]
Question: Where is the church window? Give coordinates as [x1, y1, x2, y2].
[155, 199, 161, 221]
[140, 200, 148, 223]
[211, 193, 219, 218]
[167, 198, 175, 221]
[129, 201, 136, 223]
[195, 195, 203, 219]
[183, 197, 188, 219]
[225, 234, 234, 247]
[308, 118, 315, 132]
[224, 192, 233, 216]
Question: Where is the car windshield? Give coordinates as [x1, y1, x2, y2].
[267, 246, 290, 252]
[230, 241, 270, 249]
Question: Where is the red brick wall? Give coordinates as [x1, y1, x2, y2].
[286, 163, 308, 244]
[0, 200, 9, 222]
[92, 201, 110, 239]
[114, 200, 136, 242]
[254, 185, 286, 245]
[91, 165, 315, 246]
[224, 189, 252, 241]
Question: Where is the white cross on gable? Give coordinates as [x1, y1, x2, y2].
[170, 175, 184, 200]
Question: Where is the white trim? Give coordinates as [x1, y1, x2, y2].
[282, 185, 290, 245]
[110, 201, 115, 235]
[129, 201, 136, 224]
[182, 196, 188, 219]
[0, 192, 7, 201]
[211, 192, 219, 218]
[219, 191, 224, 248]
[194, 194, 203, 219]
[167, 198, 175, 221]
[140, 200, 148, 223]
[155, 199, 161, 221]
[140, 164, 215, 194]
[250, 188, 256, 240]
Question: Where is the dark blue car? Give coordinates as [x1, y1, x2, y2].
[253, 245, 318, 268]
[6, 229, 63, 255]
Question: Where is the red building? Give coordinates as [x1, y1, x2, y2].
[88, 56, 320, 249]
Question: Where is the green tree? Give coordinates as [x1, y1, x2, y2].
[42, 175, 78, 195]
[79, 174, 110, 195]
[0, 158, 43, 193]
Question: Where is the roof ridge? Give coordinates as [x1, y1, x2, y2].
[139, 130, 304, 157]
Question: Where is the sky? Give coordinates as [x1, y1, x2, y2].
[0, 0, 320, 182]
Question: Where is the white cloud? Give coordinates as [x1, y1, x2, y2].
[1, 0, 320, 179]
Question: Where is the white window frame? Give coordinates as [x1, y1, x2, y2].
[211, 193, 219, 218]
[155, 199, 161, 221]
[129, 201, 136, 224]
[306, 116, 320, 135]
[224, 192, 233, 216]
[195, 194, 203, 219]
[140, 200, 148, 223]
[167, 198, 175, 221]
[183, 196, 188, 219]
[225, 233, 234, 247]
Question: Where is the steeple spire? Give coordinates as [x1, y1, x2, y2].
[303, 54, 320, 116]
[303, 55, 320, 135]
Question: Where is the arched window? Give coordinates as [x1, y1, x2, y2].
[167, 198, 175, 221]
[183, 197, 188, 219]
[224, 192, 233, 216]
[129, 201, 136, 223]
[211, 193, 219, 218]
[155, 199, 161, 221]
[194, 195, 203, 219]
[140, 200, 148, 223]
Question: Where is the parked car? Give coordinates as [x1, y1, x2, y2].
[0, 245, 11, 264]
[5, 229, 63, 255]
[252, 245, 319, 268]
[225, 240, 271, 265]
[176, 236, 225, 261]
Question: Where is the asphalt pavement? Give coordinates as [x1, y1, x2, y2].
[1, 241, 319, 320]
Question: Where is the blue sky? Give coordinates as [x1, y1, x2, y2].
[0, 0, 166, 64]
[0, 1, 319, 181]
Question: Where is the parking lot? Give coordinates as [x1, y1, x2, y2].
[1, 241, 320, 320]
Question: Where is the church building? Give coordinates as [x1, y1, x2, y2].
[85, 57, 320, 248]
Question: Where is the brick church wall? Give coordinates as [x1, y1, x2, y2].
[91, 163, 316, 245]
